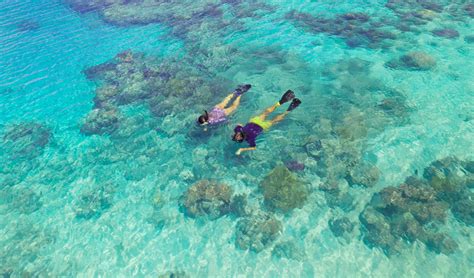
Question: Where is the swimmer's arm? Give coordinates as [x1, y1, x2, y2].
[236, 147, 256, 155]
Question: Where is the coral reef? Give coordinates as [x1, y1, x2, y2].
[82, 50, 232, 127]
[180, 180, 233, 219]
[80, 106, 122, 135]
[0, 220, 54, 276]
[260, 166, 308, 213]
[0, 187, 42, 214]
[345, 161, 380, 187]
[360, 156, 473, 255]
[235, 212, 282, 252]
[329, 217, 355, 237]
[432, 28, 460, 38]
[359, 179, 453, 255]
[300, 58, 412, 212]
[66, 0, 274, 48]
[272, 240, 306, 261]
[16, 20, 40, 32]
[73, 184, 115, 220]
[286, 11, 396, 48]
[159, 271, 188, 278]
[319, 180, 355, 212]
[386, 52, 436, 71]
[423, 157, 473, 226]
[2, 122, 51, 159]
[451, 195, 474, 226]
[284, 160, 305, 172]
[465, 35, 474, 43]
[228, 194, 248, 217]
[423, 157, 472, 203]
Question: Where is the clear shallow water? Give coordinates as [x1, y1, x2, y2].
[0, 0, 473, 277]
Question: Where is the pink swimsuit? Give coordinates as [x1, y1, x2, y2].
[207, 107, 228, 125]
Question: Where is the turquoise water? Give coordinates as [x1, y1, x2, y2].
[1, 0, 473, 276]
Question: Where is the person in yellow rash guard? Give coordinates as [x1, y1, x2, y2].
[232, 90, 301, 155]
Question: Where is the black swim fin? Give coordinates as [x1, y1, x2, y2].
[279, 90, 295, 105]
[234, 84, 252, 96]
[287, 98, 301, 111]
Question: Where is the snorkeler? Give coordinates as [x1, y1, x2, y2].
[197, 84, 252, 127]
[232, 90, 301, 155]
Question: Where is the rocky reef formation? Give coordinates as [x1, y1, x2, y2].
[0, 220, 54, 276]
[329, 217, 355, 238]
[66, 0, 274, 45]
[260, 166, 308, 213]
[423, 157, 473, 225]
[235, 212, 282, 252]
[284, 160, 305, 172]
[319, 180, 355, 212]
[0, 121, 52, 190]
[271, 240, 306, 261]
[80, 106, 122, 135]
[465, 35, 474, 43]
[180, 180, 233, 219]
[0, 186, 42, 214]
[81, 50, 232, 134]
[386, 52, 436, 71]
[158, 271, 188, 278]
[360, 156, 473, 255]
[286, 0, 471, 51]
[345, 161, 380, 188]
[432, 28, 460, 38]
[295, 58, 409, 210]
[2, 122, 51, 159]
[72, 183, 115, 220]
[286, 11, 396, 48]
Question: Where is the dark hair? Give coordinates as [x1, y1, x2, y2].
[197, 110, 209, 125]
[232, 131, 245, 142]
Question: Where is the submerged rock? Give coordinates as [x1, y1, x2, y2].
[432, 28, 460, 38]
[235, 213, 282, 252]
[305, 139, 322, 158]
[451, 194, 474, 226]
[180, 180, 233, 219]
[73, 190, 112, 220]
[80, 107, 121, 135]
[284, 160, 305, 172]
[2, 122, 51, 159]
[465, 35, 474, 44]
[158, 271, 188, 278]
[345, 162, 380, 187]
[16, 20, 40, 32]
[228, 193, 248, 217]
[329, 217, 355, 237]
[425, 233, 458, 255]
[360, 207, 402, 255]
[286, 10, 395, 49]
[260, 166, 308, 213]
[325, 190, 355, 212]
[1, 221, 54, 276]
[272, 240, 306, 260]
[386, 52, 436, 71]
[359, 156, 474, 255]
[1, 187, 42, 214]
[423, 157, 471, 203]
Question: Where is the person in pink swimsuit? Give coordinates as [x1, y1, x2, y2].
[197, 84, 251, 127]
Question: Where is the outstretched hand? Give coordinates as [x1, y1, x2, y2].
[235, 149, 242, 155]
